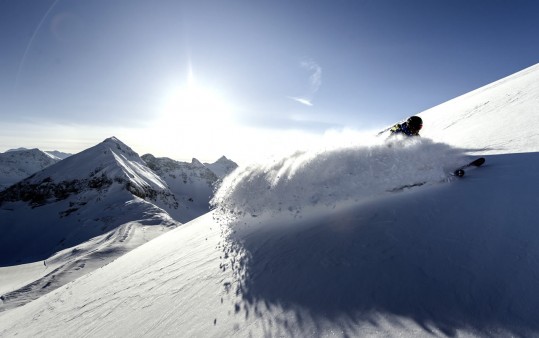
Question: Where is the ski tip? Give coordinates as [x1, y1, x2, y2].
[472, 157, 486, 167]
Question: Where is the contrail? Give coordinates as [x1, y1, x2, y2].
[14, 0, 61, 91]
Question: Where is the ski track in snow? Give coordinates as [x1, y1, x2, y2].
[0, 219, 171, 313]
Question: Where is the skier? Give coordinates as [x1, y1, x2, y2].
[389, 116, 423, 137]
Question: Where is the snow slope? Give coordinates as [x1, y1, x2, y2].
[420, 63, 539, 154]
[0, 199, 175, 313]
[1, 64, 539, 337]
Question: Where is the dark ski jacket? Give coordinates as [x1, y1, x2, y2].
[389, 122, 420, 137]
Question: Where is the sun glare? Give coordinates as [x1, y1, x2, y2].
[161, 82, 232, 129]
[145, 78, 238, 160]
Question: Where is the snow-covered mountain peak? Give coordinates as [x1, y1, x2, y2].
[0, 137, 180, 269]
[25, 137, 164, 189]
[5, 147, 53, 158]
[99, 136, 141, 161]
[0, 148, 61, 191]
[0, 137, 176, 210]
[5, 147, 71, 160]
[204, 156, 238, 179]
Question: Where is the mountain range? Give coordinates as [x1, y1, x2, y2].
[0, 137, 236, 311]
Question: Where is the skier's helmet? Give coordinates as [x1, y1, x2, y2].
[407, 116, 423, 132]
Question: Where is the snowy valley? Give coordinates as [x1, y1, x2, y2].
[1, 63, 539, 337]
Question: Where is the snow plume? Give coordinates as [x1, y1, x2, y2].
[212, 137, 471, 221]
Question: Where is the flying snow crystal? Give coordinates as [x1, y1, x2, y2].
[211, 137, 471, 220]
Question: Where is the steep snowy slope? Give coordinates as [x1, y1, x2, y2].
[0, 148, 61, 191]
[420, 63, 539, 153]
[1, 64, 539, 337]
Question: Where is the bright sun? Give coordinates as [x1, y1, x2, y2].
[161, 82, 233, 129]
[145, 77, 238, 159]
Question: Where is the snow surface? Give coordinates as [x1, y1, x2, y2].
[2, 63, 539, 337]
[420, 63, 539, 154]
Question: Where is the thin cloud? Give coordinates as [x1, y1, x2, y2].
[302, 60, 322, 94]
[289, 96, 313, 106]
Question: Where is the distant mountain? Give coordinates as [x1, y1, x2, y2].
[0, 137, 180, 266]
[142, 154, 220, 222]
[0, 137, 238, 311]
[204, 155, 238, 179]
[5, 147, 30, 152]
[0, 137, 182, 310]
[0, 148, 61, 191]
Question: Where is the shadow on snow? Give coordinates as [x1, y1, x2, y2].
[226, 153, 539, 337]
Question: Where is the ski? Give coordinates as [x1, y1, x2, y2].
[453, 157, 486, 177]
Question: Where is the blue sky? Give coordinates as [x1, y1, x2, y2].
[1, 0, 539, 163]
